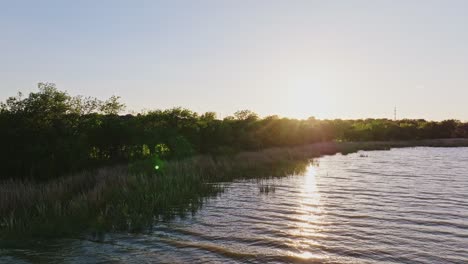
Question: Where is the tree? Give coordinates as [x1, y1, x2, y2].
[70, 95, 102, 115]
[234, 110, 258, 121]
[2, 82, 468, 181]
[100, 95, 125, 115]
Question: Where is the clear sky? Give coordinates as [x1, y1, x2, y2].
[1, 0, 468, 120]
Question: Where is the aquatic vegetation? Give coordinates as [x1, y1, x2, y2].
[1, 139, 468, 239]
[259, 184, 276, 194]
[0, 148, 310, 238]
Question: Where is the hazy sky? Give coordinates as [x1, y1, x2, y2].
[2, 0, 468, 120]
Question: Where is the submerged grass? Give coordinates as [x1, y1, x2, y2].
[259, 184, 276, 194]
[1, 139, 468, 239]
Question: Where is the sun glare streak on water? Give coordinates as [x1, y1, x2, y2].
[2, 147, 468, 264]
[287, 165, 326, 259]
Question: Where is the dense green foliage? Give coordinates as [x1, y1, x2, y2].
[1, 83, 467, 180]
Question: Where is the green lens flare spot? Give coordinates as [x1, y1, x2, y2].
[154, 165, 160, 170]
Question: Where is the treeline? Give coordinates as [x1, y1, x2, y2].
[1, 83, 467, 181]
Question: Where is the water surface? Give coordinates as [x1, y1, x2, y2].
[2, 147, 468, 263]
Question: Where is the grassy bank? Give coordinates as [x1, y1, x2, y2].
[2, 139, 468, 239]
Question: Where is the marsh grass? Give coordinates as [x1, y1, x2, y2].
[1, 139, 467, 239]
[259, 184, 276, 194]
[0, 151, 309, 239]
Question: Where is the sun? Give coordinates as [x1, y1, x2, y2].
[285, 76, 331, 119]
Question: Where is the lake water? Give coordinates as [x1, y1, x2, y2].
[1, 147, 468, 263]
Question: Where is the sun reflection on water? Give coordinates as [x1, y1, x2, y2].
[288, 162, 327, 259]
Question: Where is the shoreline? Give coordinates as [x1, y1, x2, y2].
[1, 138, 468, 238]
[233, 138, 468, 162]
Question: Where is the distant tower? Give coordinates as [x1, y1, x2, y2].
[394, 106, 397, 121]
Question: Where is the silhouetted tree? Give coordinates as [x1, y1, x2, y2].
[2, 83, 467, 181]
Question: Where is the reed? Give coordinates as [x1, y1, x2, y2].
[259, 184, 276, 194]
[0, 150, 309, 238]
[2, 139, 467, 238]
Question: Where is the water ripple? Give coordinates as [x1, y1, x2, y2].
[2, 147, 468, 263]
